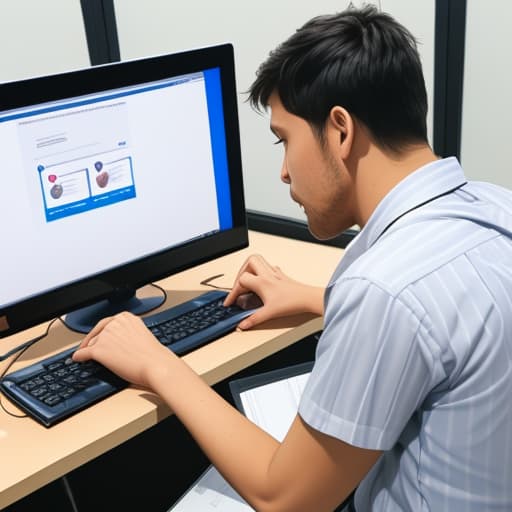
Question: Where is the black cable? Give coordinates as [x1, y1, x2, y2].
[146, 282, 168, 310]
[200, 273, 232, 291]
[0, 317, 60, 366]
[0, 325, 56, 362]
[1, 282, 166, 361]
[1, 283, 168, 418]
[2, 320, 80, 511]
[61, 475, 80, 512]
[0, 317, 61, 418]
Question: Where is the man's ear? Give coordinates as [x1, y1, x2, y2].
[327, 106, 354, 159]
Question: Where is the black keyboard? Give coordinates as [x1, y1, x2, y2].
[0, 290, 255, 427]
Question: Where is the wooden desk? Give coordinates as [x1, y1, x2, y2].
[0, 231, 343, 509]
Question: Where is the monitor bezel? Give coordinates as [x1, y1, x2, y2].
[0, 43, 249, 338]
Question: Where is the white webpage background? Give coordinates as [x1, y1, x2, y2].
[1, 77, 220, 307]
[19, 101, 133, 211]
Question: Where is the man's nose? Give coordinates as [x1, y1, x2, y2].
[280, 159, 290, 184]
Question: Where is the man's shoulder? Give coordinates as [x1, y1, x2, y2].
[340, 218, 505, 296]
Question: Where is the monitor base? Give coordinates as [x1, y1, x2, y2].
[64, 285, 166, 333]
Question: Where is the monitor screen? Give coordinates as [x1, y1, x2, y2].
[0, 43, 248, 337]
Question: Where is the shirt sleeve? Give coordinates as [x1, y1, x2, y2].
[298, 277, 443, 450]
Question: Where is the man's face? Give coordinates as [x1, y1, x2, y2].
[268, 93, 357, 239]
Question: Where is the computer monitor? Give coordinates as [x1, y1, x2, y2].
[0, 43, 249, 337]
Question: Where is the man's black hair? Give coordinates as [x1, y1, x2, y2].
[248, 5, 428, 153]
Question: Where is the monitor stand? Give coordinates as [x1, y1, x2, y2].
[64, 284, 166, 333]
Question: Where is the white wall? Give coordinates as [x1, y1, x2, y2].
[460, 0, 512, 188]
[0, 0, 89, 83]
[113, 0, 436, 221]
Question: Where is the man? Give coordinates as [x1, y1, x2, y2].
[73, 5, 512, 511]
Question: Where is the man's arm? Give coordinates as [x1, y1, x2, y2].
[73, 313, 380, 512]
[151, 346, 381, 511]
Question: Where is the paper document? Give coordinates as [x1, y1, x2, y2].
[169, 465, 253, 511]
[239, 372, 311, 442]
[168, 363, 312, 511]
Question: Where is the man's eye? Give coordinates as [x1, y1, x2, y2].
[273, 138, 284, 145]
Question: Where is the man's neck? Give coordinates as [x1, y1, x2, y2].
[353, 143, 439, 227]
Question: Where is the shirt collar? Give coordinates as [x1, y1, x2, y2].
[330, 157, 467, 282]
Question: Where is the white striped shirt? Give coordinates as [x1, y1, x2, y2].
[299, 157, 512, 511]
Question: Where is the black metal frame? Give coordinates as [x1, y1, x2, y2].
[247, 210, 357, 248]
[80, 0, 120, 64]
[433, 0, 467, 159]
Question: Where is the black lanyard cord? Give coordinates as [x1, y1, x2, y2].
[378, 182, 468, 240]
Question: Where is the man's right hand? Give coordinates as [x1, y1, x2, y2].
[223, 254, 325, 330]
